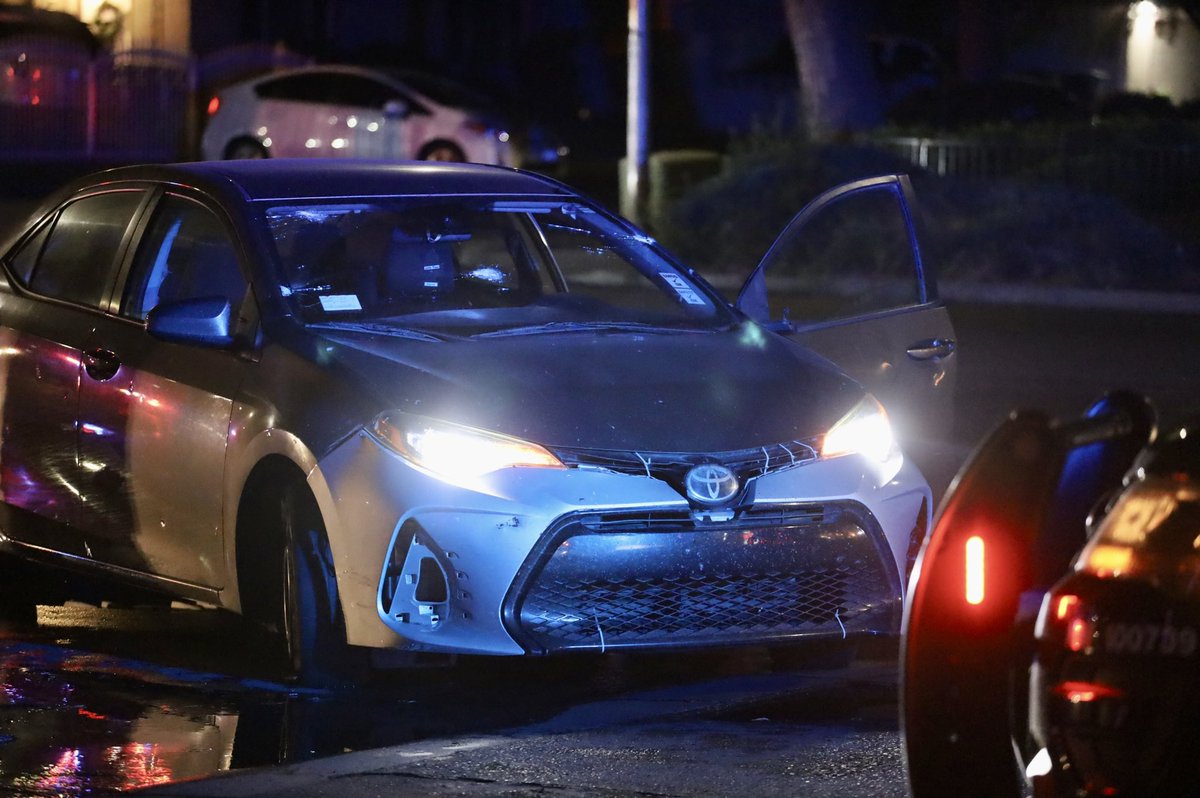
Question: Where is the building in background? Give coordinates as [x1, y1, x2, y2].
[1125, 0, 1200, 102]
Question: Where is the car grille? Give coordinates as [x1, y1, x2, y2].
[504, 503, 900, 653]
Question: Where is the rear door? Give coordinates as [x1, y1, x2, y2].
[0, 188, 148, 555]
[736, 175, 957, 479]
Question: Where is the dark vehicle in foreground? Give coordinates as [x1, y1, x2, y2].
[903, 392, 1199, 797]
[0, 160, 955, 683]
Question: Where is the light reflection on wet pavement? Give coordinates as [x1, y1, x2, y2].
[0, 603, 802, 795]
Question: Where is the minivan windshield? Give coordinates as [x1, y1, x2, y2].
[263, 197, 733, 336]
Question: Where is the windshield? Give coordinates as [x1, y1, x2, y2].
[262, 197, 733, 336]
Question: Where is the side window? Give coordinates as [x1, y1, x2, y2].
[255, 74, 327, 103]
[331, 75, 404, 109]
[254, 73, 403, 108]
[27, 191, 144, 308]
[762, 186, 922, 324]
[122, 195, 246, 321]
[6, 222, 51, 285]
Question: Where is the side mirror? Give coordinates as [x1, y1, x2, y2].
[147, 297, 234, 347]
[382, 99, 408, 119]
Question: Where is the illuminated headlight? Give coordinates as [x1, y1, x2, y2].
[370, 412, 564, 480]
[821, 394, 898, 464]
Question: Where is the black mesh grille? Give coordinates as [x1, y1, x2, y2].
[507, 505, 900, 653]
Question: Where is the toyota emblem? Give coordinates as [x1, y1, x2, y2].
[684, 463, 739, 505]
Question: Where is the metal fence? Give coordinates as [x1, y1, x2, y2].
[878, 135, 1200, 206]
[1, 39, 191, 161]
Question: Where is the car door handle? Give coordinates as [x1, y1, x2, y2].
[83, 349, 122, 382]
[906, 338, 956, 361]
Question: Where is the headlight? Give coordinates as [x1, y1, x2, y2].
[821, 394, 898, 464]
[370, 412, 564, 480]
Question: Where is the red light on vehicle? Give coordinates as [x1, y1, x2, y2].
[207, 95, 220, 116]
[965, 535, 985, 605]
[1066, 618, 1093, 652]
[1055, 680, 1124, 703]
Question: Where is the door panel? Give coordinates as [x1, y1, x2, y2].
[77, 324, 242, 587]
[737, 175, 957, 477]
[786, 306, 956, 446]
[0, 305, 91, 552]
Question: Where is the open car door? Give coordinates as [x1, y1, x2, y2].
[736, 175, 956, 486]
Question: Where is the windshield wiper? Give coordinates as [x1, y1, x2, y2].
[308, 321, 452, 342]
[474, 320, 709, 339]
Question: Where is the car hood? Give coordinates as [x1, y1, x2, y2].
[312, 324, 861, 453]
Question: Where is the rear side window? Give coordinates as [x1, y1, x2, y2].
[23, 191, 144, 308]
[7, 223, 50, 285]
[255, 72, 404, 109]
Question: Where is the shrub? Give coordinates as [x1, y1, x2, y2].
[658, 142, 1199, 292]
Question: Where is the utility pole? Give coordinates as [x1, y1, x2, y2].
[621, 0, 648, 223]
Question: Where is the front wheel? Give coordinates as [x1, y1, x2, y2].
[277, 484, 368, 687]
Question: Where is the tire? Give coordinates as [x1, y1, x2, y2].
[417, 140, 465, 162]
[225, 138, 268, 160]
[276, 483, 368, 687]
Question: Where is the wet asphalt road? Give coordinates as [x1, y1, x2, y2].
[0, 603, 904, 796]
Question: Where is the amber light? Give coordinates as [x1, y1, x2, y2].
[1056, 594, 1080, 621]
[1085, 544, 1134, 577]
[965, 535, 985, 605]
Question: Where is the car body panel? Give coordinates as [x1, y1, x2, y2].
[310, 326, 858, 453]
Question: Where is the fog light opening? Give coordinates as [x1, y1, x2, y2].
[415, 556, 449, 604]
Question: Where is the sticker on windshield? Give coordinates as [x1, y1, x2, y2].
[318, 294, 363, 312]
[659, 273, 707, 306]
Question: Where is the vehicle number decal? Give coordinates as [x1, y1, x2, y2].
[318, 294, 363, 312]
[1104, 620, 1198, 657]
[659, 273, 707, 306]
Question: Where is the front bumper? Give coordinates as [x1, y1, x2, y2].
[317, 431, 929, 655]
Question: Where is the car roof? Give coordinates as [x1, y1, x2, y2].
[87, 159, 577, 203]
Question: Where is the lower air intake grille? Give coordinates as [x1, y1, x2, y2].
[506, 504, 900, 653]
